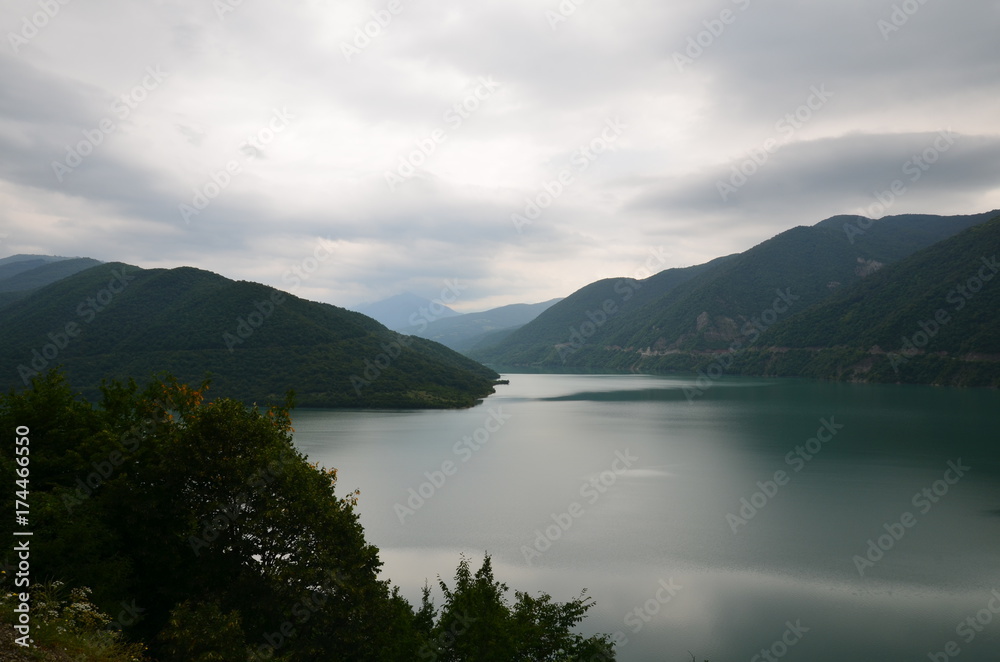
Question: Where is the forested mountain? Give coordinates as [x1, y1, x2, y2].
[0, 254, 76, 280]
[470, 257, 731, 366]
[735, 215, 1000, 386]
[0, 255, 103, 309]
[0, 262, 498, 408]
[471, 211, 1000, 387]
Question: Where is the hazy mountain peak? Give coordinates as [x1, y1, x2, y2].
[353, 291, 461, 332]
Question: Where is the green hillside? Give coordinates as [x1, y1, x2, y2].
[736, 215, 1000, 386]
[0, 256, 104, 293]
[815, 211, 995, 258]
[0, 256, 104, 309]
[0, 263, 499, 408]
[472, 211, 999, 387]
[469, 258, 727, 366]
[0, 254, 69, 281]
[584, 211, 996, 358]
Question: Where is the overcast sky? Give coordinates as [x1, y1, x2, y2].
[2, 0, 999, 311]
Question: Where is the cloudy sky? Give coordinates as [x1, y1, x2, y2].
[2, 0, 1000, 311]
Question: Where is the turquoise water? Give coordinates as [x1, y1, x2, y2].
[292, 374, 1000, 661]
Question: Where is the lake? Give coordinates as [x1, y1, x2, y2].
[291, 373, 1000, 661]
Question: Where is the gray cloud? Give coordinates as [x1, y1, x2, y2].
[0, 0, 998, 310]
[635, 132, 1000, 215]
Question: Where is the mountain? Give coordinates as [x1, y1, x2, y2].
[0, 254, 105, 310]
[0, 253, 73, 279]
[412, 298, 562, 352]
[734, 215, 1000, 386]
[472, 210, 999, 384]
[0, 262, 499, 408]
[0, 254, 102, 293]
[353, 291, 463, 332]
[468, 255, 734, 366]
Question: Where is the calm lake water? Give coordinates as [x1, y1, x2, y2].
[291, 374, 1000, 661]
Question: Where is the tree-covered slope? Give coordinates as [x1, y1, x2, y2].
[0, 256, 104, 293]
[738, 214, 1000, 386]
[0, 263, 499, 408]
[469, 258, 728, 366]
[815, 210, 997, 260]
[592, 211, 999, 358]
[0, 254, 70, 280]
[474, 211, 999, 378]
[0, 256, 104, 309]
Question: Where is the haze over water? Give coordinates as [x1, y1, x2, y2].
[292, 373, 1000, 661]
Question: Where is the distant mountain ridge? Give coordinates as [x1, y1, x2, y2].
[353, 291, 462, 332]
[411, 298, 563, 352]
[0, 257, 103, 292]
[0, 262, 499, 408]
[470, 210, 1000, 387]
[0, 254, 105, 310]
[354, 291, 563, 351]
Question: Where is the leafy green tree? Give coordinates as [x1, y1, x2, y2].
[1, 370, 619, 661]
[158, 600, 250, 662]
[426, 555, 616, 661]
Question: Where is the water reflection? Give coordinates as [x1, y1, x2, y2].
[292, 374, 1000, 661]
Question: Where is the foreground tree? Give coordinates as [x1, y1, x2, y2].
[424, 555, 616, 661]
[1, 371, 616, 661]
